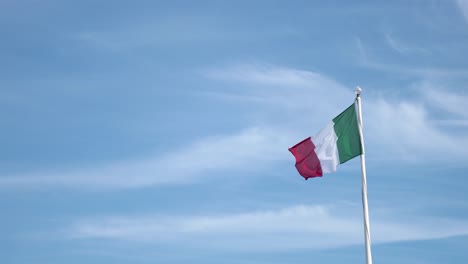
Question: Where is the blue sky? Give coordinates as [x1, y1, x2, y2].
[1, 0, 468, 263]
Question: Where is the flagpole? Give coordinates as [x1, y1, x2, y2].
[355, 86, 373, 264]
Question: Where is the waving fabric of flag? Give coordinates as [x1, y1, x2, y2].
[289, 102, 362, 179]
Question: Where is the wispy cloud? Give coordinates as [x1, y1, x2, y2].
[423, 87, 468, 119]
[65, 204, 468, 251]
[355, 37, 468, 78]
[456, 0, 468, 23]
[1, 63, 467, 189]
[355, 37, 369, 63]
[206, 63, 468, 163]
[0, 127, 293, 189]
[384, 33, 408, 54]
[365, 98, 468, 163]
[203, 63, 353, 121]
[206, 64, 330, 86]
[74, 18, 224, 51]
[383, 33, 431, 55]
[73, 17, 302, 52]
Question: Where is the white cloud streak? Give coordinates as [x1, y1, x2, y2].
[384, 33, 408, 54]
[0, 64, 352, 189]
[0, 127, 293, 189]
[73, 17, 301, 52]
[384, 33, 431, 55]
[206, 63, 468, 163]
[73, 17, 226, 51]
[1, 63, 467, 189]
[457, 0, 468, 23]
[365, 98, 468, 162]
[66, 204, 468, 251]
[424, 88, 468, 119]
[203, 63, 353, 123]
[355, 37, 468, 78]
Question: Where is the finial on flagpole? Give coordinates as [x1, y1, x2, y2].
[355, 86, 362, 96]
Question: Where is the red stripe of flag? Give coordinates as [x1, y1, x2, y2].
[288, 137, 323, 180]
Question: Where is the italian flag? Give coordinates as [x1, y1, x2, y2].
[289, 102, 362, 179]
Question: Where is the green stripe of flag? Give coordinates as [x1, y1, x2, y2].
[332, 102, 362, 164]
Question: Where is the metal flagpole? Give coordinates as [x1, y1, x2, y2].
[355, 86, 373, 264]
